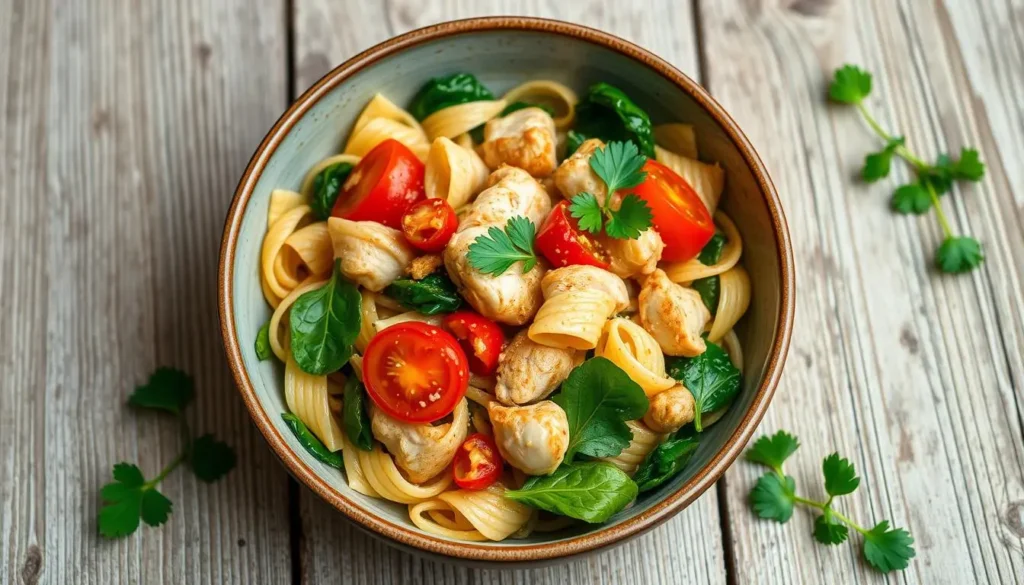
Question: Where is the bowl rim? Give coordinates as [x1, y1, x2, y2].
[218, 15, 795, 563]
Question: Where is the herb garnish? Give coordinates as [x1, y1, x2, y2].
[504, 462, 638, 523]
[746, 430, 916, 573]
[289, 261, 362, 375]
[254, 321, 272, 361]
[569, 141, 654, 240]
[829, 64, 986, 273]
[466, 216, 539, 276]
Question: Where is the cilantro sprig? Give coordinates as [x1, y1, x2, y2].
[99, 368, 236, 538]
[829, 64, 986, 273]
[466, 216, 538, 276]
[569, 141, 653, 240]
[746, 430, 916, 573]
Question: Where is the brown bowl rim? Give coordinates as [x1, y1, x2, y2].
[218, 15, 794, 563]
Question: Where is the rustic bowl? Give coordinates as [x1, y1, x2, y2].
[218, 16, 794, 565]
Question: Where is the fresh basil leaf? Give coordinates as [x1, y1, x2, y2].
[574, 82, 655, 158]
[409, 73, 494, 121]
[255, 321, 272, 361]
[310, 162, 353, 220]
[342, 376, 372, 451]
[698, 232, 727, 265]
[289, 261, 361, 375]
[565, 130, 588, 157]
[666, 341, 741, 432]
[552, 357, 649, 460]
[383, 272, 462, 315]
[633, 436, 699, 493]
[691, 276, 720, 315]
[281, 413, 343, 468]
[504, 462, 638, 523]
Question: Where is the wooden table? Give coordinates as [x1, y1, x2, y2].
[3, 0, 1022, 583]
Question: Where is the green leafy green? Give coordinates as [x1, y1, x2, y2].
[409, 73, 495, 120]
[828, 65, 872, 104]
[189, 434, 237, 483]
[567, 141, 653, 240]
[862, 137, 904, 182]
[863, 521, 916, 573]
[289, 261, 362, 375]
[633, 436, 699, 493]
[384, 272, 462, 315]
[140, 489, 173, 528]
[751, 472, 796, 522]
[128, 367, 194, 415]
[98, 463, 147, 538]
[310, 162, 353, 220]
[745, 430, 799, 473]
[698, 232, 727, 265]
[936, 236, 983, 273]
[504, 462, 638, 523]
[552, 358, 649, 459]
[565, 130, 588, 157]
[466, 216, 538, 276]
[343, 376, 372, 451]
[949, 147, 985, 180]
[281, 413, 343, 468]
[605, 195, 654, 239]
[890, 183, 931, 215]
[822, 453, 860, 496]
[568, 192, 604, 234]
[691, 276, 720, 315]
[590, 139, 648, 194]
[255, 321, 273, 361]
[666, 341, 741, 432]
[574, 82, 655, 157]
[814, 509, 849, 545]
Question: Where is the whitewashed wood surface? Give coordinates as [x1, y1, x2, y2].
[1, 0, 1021, 583]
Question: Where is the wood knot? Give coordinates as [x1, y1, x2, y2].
[1005, 501, 1024, 539]
[195, 42, 213, 66]
[899, 325, 920, 354]
[20, 545, 42, 585]
[91, 108, 111, 136]
[789, 0, 834, 16]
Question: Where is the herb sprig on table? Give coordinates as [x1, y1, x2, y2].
[829, 64, 986, 273]
[746, 430, 916, 573]
[98, 368, 236, 538]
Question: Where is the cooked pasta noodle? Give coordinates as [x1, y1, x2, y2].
[501, 80, 578, 130]
[708, 266, 751, 343]
[345, 117, 430, 161]
[469, 402, 492, 436]
[356, 290, 379, 353]
[341, 433, 379, 498]
[663, 212, 743, 283]
[299, 154, 362, 199]
[352, 93, 425, 135]
[262, 204, 314, 302]
[653, 123, 698, 159]
[268, 189, 305, 226]
[284, 355, 345, 451]
[425, 137, 490, 208]
[721, 329, 744, 373]
[529, 289, 617, 350]
[422, 100, 508, 141]
[595, 318, 675, 396]
[409, 483, 532, 541]
[354, 443, 453, 504]
[465, 385, 496, 408]
[284, 222, 334, 278]
[599, 420, 665, 475]
[372, 310, 443, 332]
[654, 145, 724, 214]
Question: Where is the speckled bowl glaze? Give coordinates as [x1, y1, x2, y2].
[219, 17, 794, 565]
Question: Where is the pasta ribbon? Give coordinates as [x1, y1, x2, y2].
[529, 289, 617, 350]
[422, 100, 508, 141]
[284, 354, 345, 451]
[343, 93, 429, 161]
[721, 328, 744, 373]
[599, 420, 666, 475]
[708, 265, 751, 343]
[654, 145, 724, 214]
[261, 204, 314, 303]
[268, 189, 305, 226]
[299, 154, 362, 200]
[663, 211, 743, 283]
[595, 318, 675, 396]
[351, 443, 453, 504]
[425, 136, 490, 209]
[501, 80, 579, 130]
[409, 483, 532, 541]
[653, 123, 698, 159]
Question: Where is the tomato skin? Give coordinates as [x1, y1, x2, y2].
[535, 200, 610, 269]
[362, 322, 469, 424]
[332, 139, 425, 228]
[452, 433, 503, 490]
[401, 198, 458, 252]
[626, 160, 714, 261]
[441, 311, 505, 376]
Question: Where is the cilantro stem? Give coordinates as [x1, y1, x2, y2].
[791, 493, 871, 535]
[142, 451, 187, 491]
[827, 508, 870, 536]
[792, 495, 827, 509]
[855, 102, 928, 170]
[925, 181, 954, 238]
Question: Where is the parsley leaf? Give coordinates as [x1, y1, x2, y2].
[890, 183, 931, 215]
[140, 489, 173, 527]
[255, 321, 272, 361]
[951, 147, 985, 181]
[466, 216, 538, 276]
[112, 461, 145, 487]
[605, 194, 653, 240]
[829, 65, 872, 104]
[189, 434, 237, 483]
[863, 521, 916, 573]
[552, 357, 649, 460]
[128, 367, 194, 414]
[98, 484, 143, 538]
[750, 472, 796, 523]
[590, 140, 648, 194]
[814, 509, 849, 545]
[565, 141, 653, 240]
[745, 430, 800, 473]
[862, 137, 904, 182]
[569, 193, 605, 235]
[822, 453, 860, 496]
[936, 236, 983, 273]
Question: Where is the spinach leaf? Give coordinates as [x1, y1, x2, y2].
[289, 261, 362, 375]
[409, 73, 495, 121]
[565, 130, 588, 157]
[552, 357, 649, 459]
[504, 462, 637, 523]
[692, 276, 720, 315]
[574, 83, 655, 158]
[633, 436, 699, 493]
[383, 272, 462, 315]
[310, 162, 353, 220]
[666, 341, 741, 432]
[342, 376, 372, 451]
[254, 321, 272, 361]
[698, 232, 727, 265]
[281, 413, 343, 468]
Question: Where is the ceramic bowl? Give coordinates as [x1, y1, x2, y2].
[218, 16, 794, 565]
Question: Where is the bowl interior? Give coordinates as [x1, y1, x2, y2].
[229, 28, 784, 552]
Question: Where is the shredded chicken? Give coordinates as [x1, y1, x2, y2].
[638, 269, 710, 356]
[495, 330, 584, 405]
[369, 399, 469, 483]
[643, 384, 696, 433]
[482, 108, 558, 178]
[487, 401, 569, 475]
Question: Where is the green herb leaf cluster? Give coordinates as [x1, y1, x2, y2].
[666, 341, 741, 432]
[310, 162, 353, 220]
[745, 430, 916, 573]
[383, 272, 463, 315]
[99, 369, 236, 538]
[409, 73, 495, 121]
[289, 261, 362, 375]
[829, 64, 986, 274]
[466, 216, 538, 276]
[568, 141, 653, 240]
[633, 436, 699, 493]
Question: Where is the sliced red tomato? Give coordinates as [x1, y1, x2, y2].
[441, 311, 505, 376]
[332, 139, 425, 228]
[362, 322, 469, 424]
[535, 200, 610, 269]
[625, 160, 714, 261]
[401, 198, 458, 252]
[452, 433, 503, 490]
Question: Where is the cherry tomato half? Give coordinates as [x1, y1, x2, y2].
[452, 433, 503, 490]
[625, 160, 714, 261]
[401, 198, 458, 252]
[362, 322, 469, 424]
[332, 139, 425, 228]
[535, 200, 610, 269]
[441, 311, 505, 376]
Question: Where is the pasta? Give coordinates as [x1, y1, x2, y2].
[595, 318, 676, 396]
[409, 483, 532, 541]
[653, 123, 698, 159]
[708, 266, 751, 343]
[654, 145, 725, 214]
[501, 80, 579, 130]
[599, 420, 666, 475]
[663, 211, 743, 283]
[299, 154, 362, 199]
[425, 136, 490, 209]
[284, 355, 345, 451]
[422, 100, 508, 141]
[344, 94, 429, 161]
[529, 289, 617, 350]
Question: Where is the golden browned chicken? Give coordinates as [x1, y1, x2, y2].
[495, 330, 584, 405]
[552, 138, 606, 203]
[602, 228, 665, 279]
[643, 384, 696, 433]
[487, 401, 569, 475]
[638, 269, 710, 356]
[369, 399, 469, 483]
[482, 108, 558, 178]
[327, 217, 416, 291]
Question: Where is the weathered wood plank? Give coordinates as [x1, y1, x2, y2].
[698, 0, 1024, 582]
[292, 2, 725, 584]
[0, 0, 295, 583]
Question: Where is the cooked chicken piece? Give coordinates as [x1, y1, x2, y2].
[643, 384, 696, 433]
[540, 265, 630, 313]
[488, 401, 569, 475]
[552, 138, 606, 203]
[407, 254, 443, 280]
[602, 228, 665, 279]
[638, 269, 710, 357]
[370, 398, 469, 483]
[444, 167, 551, 325]
[495, 330, 584, 405]
[482, 108, 558, 178]
[327, 217, 415, 291]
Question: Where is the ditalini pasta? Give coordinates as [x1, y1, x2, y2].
[255, 73, 752, 543]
